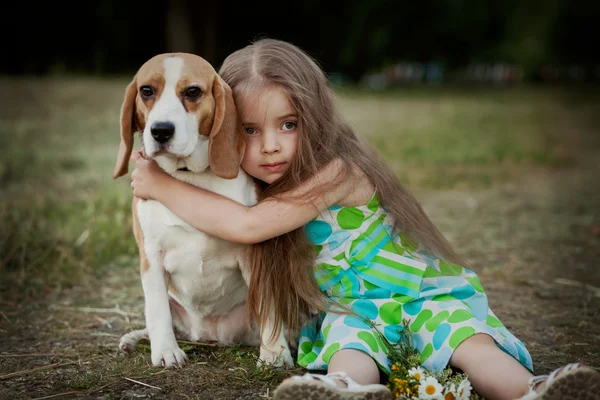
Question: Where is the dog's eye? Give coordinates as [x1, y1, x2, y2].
[185, 87, 201, 100]
[140, 86, 154, 99]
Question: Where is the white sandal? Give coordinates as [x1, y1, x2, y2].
[516, 363, 600, 400]
[273, 371, 393, 400]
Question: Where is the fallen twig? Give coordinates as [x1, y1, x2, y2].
[176, 339, 219, 347]
[0, 353, 76, 358]
[0, 311, 11, 323]
[51, 305, 136, 317]
[31, 379, 118, 400]
[124, 377, 162, 390]
[0, 361, 75, 380]
[0, 356, 103, 380]
[31, 390, 82, 400]
[554, 278, 600, 297]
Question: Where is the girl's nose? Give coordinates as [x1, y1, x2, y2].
[261, 132, 281, 154]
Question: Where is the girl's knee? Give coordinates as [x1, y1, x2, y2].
[449, 333, 498, 368]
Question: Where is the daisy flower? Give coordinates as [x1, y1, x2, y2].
[418, 376, 444, 399]
[443, 383, 458, 400]
[457, 379, 472, 400]
[408, 366, 425, 381]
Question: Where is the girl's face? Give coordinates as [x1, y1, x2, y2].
[238, 85, 300, 184]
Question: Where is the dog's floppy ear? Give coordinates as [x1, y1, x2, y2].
[208, 75, 245, 179]
[113, 77, 140, 179]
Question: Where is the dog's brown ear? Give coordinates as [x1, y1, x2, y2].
[208, 75, 245, 179]
[113, 77, 140, 179]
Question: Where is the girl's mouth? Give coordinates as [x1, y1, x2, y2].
[261, 162, 286, 172]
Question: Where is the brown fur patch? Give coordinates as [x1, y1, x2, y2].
[131, 198, 150, 274]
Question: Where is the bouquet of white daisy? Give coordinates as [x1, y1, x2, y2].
[379, 319, 481, 400]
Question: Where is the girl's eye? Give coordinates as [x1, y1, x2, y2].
[282, 121, 296, 131]
[244, 127, 257, 136]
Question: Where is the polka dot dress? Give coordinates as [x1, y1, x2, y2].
[298, 192, 533, 374]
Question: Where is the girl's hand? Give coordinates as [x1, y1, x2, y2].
[130, 150, 169, 200]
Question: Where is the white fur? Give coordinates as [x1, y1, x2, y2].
[119, 56, 293, 368]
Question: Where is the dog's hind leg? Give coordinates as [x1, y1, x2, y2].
[118, 328, 149, 353]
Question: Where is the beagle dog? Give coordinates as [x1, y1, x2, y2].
[113, 53, 293, 368]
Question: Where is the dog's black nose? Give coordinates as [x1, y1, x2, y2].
[150, 121, 175, 144]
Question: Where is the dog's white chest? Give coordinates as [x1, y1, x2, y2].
[135, 171, 257, 315]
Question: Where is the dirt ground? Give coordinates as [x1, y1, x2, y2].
[1, 85, 599, 399]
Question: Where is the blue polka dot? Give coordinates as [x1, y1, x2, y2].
[341, 342, 370, 355]
[343, 316, 371, 330]
[432, 300, 456, 310]
[403, 299, 424, 316]
[515, 341, 531, 367]
[383, 224, 394, 236]
[351, 300, 378, 320]
[306, 220, 333, 244]
[364, 288, 392, 299]
[325, 326, 348, 342]
[384, 324, 404, 343]
[330, 205, 342, 211]
[328, 230, 351, 251]
[462, 296, 489, 321]
[411, 332, 424, 352]
[432, 323, 451, 350]
[430, 346, 453, 372]
[420, 285, 438, 294]
[449, 284, 476, 300]
[434, 276, 466, 290]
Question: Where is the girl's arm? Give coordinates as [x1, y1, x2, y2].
[130, 152, 357, 244]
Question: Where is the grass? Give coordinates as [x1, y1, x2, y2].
[0, 76, 598, 399]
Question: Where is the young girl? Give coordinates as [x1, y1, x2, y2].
[129, 38, 599, 400]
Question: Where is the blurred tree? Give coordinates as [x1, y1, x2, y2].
[495, 0, 560, 79]
[166, 0, 195, 54]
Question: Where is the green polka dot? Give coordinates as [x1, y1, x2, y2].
[357, 331, 379, 352]
[322, 343, 341, 363]
[315, 245, 323, 256]
[466, 276, 484, 292]
[486, 315, 504, 328]
[323, 324, 332, 340]
[313, 339, 324, 348]
[383, 241, 405, 255]
[439, 260, 463, 276]
[364, 280, 377, 290]
[338, 297, 354, 305]
[373, 330, 387, 351]
[432, 294, 457, 302]
[298, 351, 318, 366]
[423, 266, 442, 278]
[399, 232, 419, 252]
[392, 294, 413, 304]
[447, 309, 474, 323]
[336, 208, 365, 230]
[420, 343, 433, 363]
[379, 301, 402, 325]
[367, 195, 380, 212]
[300, 341, 313, 354]
[449, 326, 477, 349]
[410, 309, 433, 332]
[425, 310, 450, 332]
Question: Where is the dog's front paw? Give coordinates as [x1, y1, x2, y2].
[151, 341, 188, 368]
[258, 345, 294, 369]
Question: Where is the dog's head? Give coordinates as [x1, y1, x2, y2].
[113, 53, 245, 180]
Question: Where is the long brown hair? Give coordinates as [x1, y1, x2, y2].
[218, 38, 468, 342]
